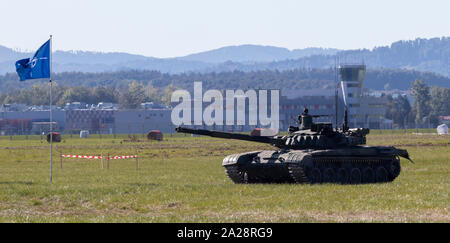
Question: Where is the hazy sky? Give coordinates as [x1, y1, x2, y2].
[1, 0, 449, 58]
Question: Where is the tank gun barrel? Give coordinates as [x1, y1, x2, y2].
[175, 127, 279, 145]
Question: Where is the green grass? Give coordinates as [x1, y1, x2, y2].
[0, 132, 448, 222]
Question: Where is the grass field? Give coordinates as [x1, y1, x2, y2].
[0, 131, 448, 222]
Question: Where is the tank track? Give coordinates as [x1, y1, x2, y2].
[224, 165, 247, 184]
[303, 156, 401, 184]
[224, 156, 401, 184]
[224, 164, 294, 184]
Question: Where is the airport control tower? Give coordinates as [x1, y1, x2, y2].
[339, 64, 366, 127]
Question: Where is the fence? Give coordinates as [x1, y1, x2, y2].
[0, 121, 176, 138]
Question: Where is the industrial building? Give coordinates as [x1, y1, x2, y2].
[0, 103, 173, 135]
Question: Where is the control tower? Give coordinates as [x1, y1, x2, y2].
[339, 64, 366, 127]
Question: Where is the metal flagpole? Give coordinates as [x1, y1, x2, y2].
[335, 56, 338, 130]
[49, 35, 53, 183]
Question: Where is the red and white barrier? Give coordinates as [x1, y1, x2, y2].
[110, 155, 137, 160]
[61, 155, 103, 159]
[61, 155, 137, 160]
[59, 154, 139, 171]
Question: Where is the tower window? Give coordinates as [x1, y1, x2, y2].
[347, 83, 360, 88]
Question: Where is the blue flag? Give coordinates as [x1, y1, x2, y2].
[15, 39, 51, 81]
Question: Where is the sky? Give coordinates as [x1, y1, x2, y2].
[0, 0, 449, 58]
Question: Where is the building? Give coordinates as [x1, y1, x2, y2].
[0, 103, 174, 135]
[114, 109, 173, 134]
[279, 95, 342, 131]
[65, 109, 115, 133]
[338, 64, 389, 128]
[339, 64, 366, 127]
[0, 106, 65, 135]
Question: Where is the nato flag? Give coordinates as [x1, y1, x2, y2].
[15, 39, 51, 81]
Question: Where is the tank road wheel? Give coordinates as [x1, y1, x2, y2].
[287, 164, 309, 184]
[323, 168, 336, 183]
[388, 159, 401, 181]
[243, 171, 250, 184]
[337, 168, 349, 184]
[362, 167, 375, 183]
[350, 168, 362, 184]
[375, 166, 388, 183]
[310, 168, 322, 184]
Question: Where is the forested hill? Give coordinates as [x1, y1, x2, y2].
[177, 45, 339, 63]
[1, 37, 450, 77]
[205, 37, 450, 77]
[0, 68, 448, 94]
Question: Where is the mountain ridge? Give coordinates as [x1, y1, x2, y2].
[0, 37, 449, 77]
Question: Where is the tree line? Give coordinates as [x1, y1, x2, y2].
[385, 80, 450, 128]
[0, 68, 449, 95]
[0, 81, 175, 109]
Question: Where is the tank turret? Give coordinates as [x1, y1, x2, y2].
[176, 107, 371, 150]
[176, 121, 368, 150]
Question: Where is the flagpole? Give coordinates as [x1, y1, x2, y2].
[49, 35, 53, 183]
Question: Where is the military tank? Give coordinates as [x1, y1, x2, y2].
[175, 108, 412, 184]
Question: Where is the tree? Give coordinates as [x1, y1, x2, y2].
[92, 86, 119, 104]
[145, 84, 162, 104]
[119, 81, 148, 109]
[430, 86, 450, 114]
[161, 84, 178, 106]
[3, 90, 30, 105]
[429, 86, 450, 125]
[57, 86, 94, 106]
[410, 80, 431, 126]
[385, 94, 411, 128]
[28, 84, 49, 105]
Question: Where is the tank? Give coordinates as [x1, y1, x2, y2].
[175, 108, 412, 184]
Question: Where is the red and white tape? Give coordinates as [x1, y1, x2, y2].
[61, 155, 137, 160]
[110, 155, 137, 160]
[61, 155, 103, 159]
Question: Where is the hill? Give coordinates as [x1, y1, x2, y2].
[177, 45, 338, 63]
[1, 37, 449, 77]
